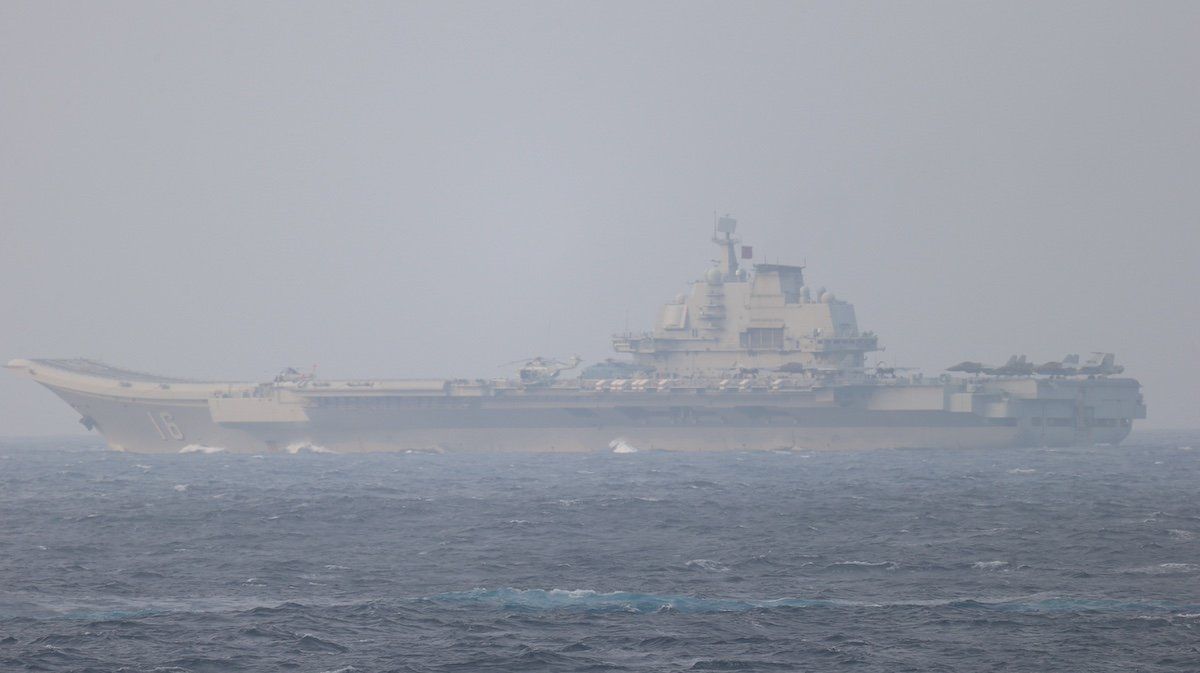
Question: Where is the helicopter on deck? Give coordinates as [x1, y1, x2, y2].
[501, 356, 582, 386]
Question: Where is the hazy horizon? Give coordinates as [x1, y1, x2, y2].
[3, 1, 1198, 435]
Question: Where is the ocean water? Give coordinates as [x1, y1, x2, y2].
[1, 433, 1198, 672]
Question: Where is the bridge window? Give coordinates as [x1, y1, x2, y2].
[740, 328, 784, 349]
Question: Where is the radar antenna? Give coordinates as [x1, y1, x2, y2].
[713, 214, 741, 280]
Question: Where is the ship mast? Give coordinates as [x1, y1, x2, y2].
[714, 215, 740, 280]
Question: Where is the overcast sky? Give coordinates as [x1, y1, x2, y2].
[2, 1, 1197, 434]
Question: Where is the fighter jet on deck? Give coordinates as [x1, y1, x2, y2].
[950, 353, 1125, 377]
[1035, 354, 1081, 376]
[987, 355, 1035, 376]
[946, 355, 1034, 376]
[946, 361, 988, 374]
[1079, 352, 1124, 376]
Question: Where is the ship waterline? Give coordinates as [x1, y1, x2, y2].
[6, 218, 1144, 453]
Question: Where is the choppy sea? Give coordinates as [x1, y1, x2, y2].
[1, 432, 1199, 672]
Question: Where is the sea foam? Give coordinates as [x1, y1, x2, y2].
[609, 438, 639, 453]
[286, 441, 336, 454]
[179, 444, 225, 454]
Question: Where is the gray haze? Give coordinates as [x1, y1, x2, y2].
[2, 1, 1197, 435]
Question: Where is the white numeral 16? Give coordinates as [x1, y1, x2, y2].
[147, 411, 185, 441]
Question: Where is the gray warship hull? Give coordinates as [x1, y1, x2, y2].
[7, 359, 1143, 453]
[7, 219, 1146, 451]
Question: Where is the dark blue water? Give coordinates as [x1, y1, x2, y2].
[2, 433, 1199, 672]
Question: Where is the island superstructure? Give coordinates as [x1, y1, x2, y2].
[613, 216, 878, 377]
[7, 218, 1145, 453]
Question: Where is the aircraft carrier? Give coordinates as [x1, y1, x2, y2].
[7, 218, 1145, 453]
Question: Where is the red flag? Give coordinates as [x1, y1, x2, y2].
[741, 245, 753, 259]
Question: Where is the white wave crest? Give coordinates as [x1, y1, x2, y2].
[428, 587, 1196, 616]
[1007, 468, 1037, 475]
[179, 444, 225, 454]
[609, 438, 638, 453]
[972, 561, 1009, 570]
[1127, 563, 1199, 574]
[686, 559, 730, 572]
[830, 560, 895, 568]
[286, 441, 336, 454]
